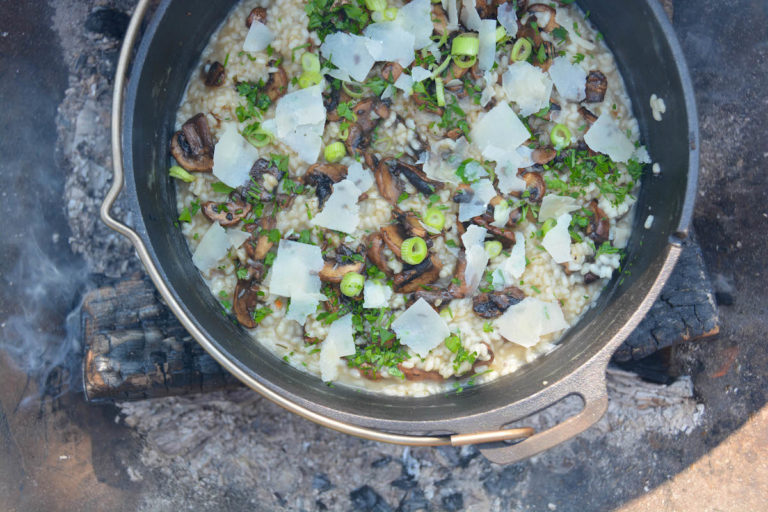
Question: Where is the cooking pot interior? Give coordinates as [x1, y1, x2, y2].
[123, 0, 695, 430]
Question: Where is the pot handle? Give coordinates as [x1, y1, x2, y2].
[478, 363, 609, 465]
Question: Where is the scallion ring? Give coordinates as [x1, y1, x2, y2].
[495, 26, 507, 42]
[423, 207, 446, 231]
[365, 0, 386, 11]
[484, 240, 503, 259]
[298, 71, 322, 89]
[324, 141, 347, 163]
[341, 81, 366, 98]
[340, 272, 365, 297]
[453, 54, 477, 69]
[338, 125, 349, 141]
[510, 38, 533, 62]
[383, 7, 398, 20]
[452, 34, 479, 62]
[244, 128, 274, 148]
[401, 237, 428, 265]
[300, 52, 320, 73]
[435, 77, 446, 107]
[550, 123, 572, 149]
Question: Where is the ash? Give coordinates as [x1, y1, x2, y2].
[52, 0, 704, 510]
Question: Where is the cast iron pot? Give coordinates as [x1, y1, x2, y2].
[102, 0, 698, 464]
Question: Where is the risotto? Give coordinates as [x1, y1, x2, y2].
[170, 0, 651, 396]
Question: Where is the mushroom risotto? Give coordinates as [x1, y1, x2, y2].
[171, 0, 651, 396]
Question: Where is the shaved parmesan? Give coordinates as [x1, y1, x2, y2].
[539, 194, 580, 221]
[274, 85, 326, 164]
[584, 114, 636, 163]
[243, 21, 274, 52]
[227, 228, 251, 249]
[548, 56, 587, 102]
[502, 61, 553, 116]
[393, 73, 414, 95]
[471, 103, 530, 164]
[212, 123, 260, 188]
[363, 22, 416, 67]
[192, 223, 230, 271]
[346, 161, 374, 193]
[477, 19, 497, 72]
[423, 137, 468, 184]
[312, 180, 362, 234]
[411, 66, 431, 82]
[496, 164, 527, 194]
[363, 280, 392, 308]
[461, 225, 489, 294]
[319, 315, 356, 381]
[396, 0, 433, 49]
[460, 0, 482, 31]
[458, 179, 496, 222]
[495, 297, 567, 347]
[492, 236, 525, 288]
[555, 10, 595, 50]
[541, 213, 573, 264]
[391, 298, 450, 357]
[320, 32, 376, 82]
[491, 200, 512, 227]
[462, 160, 488, 181]
[496, 3, 518, 35]
[269, 240, 325, 324]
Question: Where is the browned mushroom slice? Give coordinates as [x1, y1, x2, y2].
[381, 62, 403, 83]
[445, 61, 470, 81]
[447, 251, 470, 298]
[246, 7, 267, 27]
[233, 276, 264, 328]
[533, 41, 556, 71]
[319, 246, 365, 283]
[391, 160, 443, 196]
[397, 364, 444, 381]
[365, 233, 393, 276]
[471, 213, 517, 245]
[264, 65, 289, 101]
[586, 199, 611, 244]
[584, 271, 600, 284]
[527, 4, 559, 32]
[585, 70, 608, 103]
[445, 127, 463, 140]
[350, 98, 391, 133]
[374, 159, 403, 204]
[532, 147, 557, 165]
[204, 61, 226, 87]
[395, 209, 428, 239]
[472, 286, 526, 318]
[543, 100, 562, 121]
[521, 171, 546, 202]
[516, 22, 543, 47]
[304, 162, 348, 207]
[201, 201, 252, 227]
[380, 224, 405, 258]
[344, 124, 371, 157]
[578, 105, 599, 125]
[245, 215, 276, 261]
[393, 254, 442, 293]
[170, 113, 215, 172]
[431, 4, 449, 35]
[411, 289, 455, 309]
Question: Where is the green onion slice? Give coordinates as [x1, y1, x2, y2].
[324, 141, 347, 163]
[341, 81, 366, 98]
[244, 128, 274, 148]
[300, 52, 320, 73]
[365, 0, 386, 12]
[298, 71, 322, 89]
[510, 38, 533, 62]
[550, 123, 572, 149]
[435, 77, 446, 107]
[340, 272, 365, 297]
[400, 237, 428, 265]
[452, 34, 480, 57]
[484, 240, 503, 258]
[169, 165, 195, 182]
[423, 207, 446, 231]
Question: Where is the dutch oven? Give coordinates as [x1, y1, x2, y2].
[102, 0, 698, 463]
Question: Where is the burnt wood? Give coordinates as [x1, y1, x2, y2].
[82, 234, 717, 401]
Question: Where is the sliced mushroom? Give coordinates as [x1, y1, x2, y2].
[398, 364, 444, 381]
[516, 22, 544, 47]
[521, 171, 546, 202]
[585, 70, 608, 103]
[431, 4, 449, 35]
[366, 233, 393, 276]
[445, 127, 463, 140]
[381, 62, 403, 83]
[471, 213, 517, 245]
[452, 184, 474, 204]
[246, 7, 267, 27]
[344, 98, 391, 155]
[472, 286, 525, 318]
[411, 289, 455, 309]
[233, 276, 264, 329]
[374, 159, 403, 204]
[544, 101, 562, 121]
[170, 113, 215, 172]
[393, 254, 442, 293]
[447, 251, 470, 298]
[264, 65, 289, 102]
[319, 246, 365, 283]
[304, 162, 348, 207]
[245, 215, 276, 261]
[584, 271, 600, 284]
[201, 201, 251, 227]
[395, 209, 428, 239]
[235, 158, 285, 202]
[578, 105, 599, 125]
[586, 199, 610, 244]
[391, 160, 443, 196]
[380, 224, 405, 258]
[204, 61, 226, 87]
[527, 4, 559, 32]
[532, 147, 557, 165]
[533, 41, 556, 71]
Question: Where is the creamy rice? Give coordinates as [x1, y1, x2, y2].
[170, 0, 647, 396]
